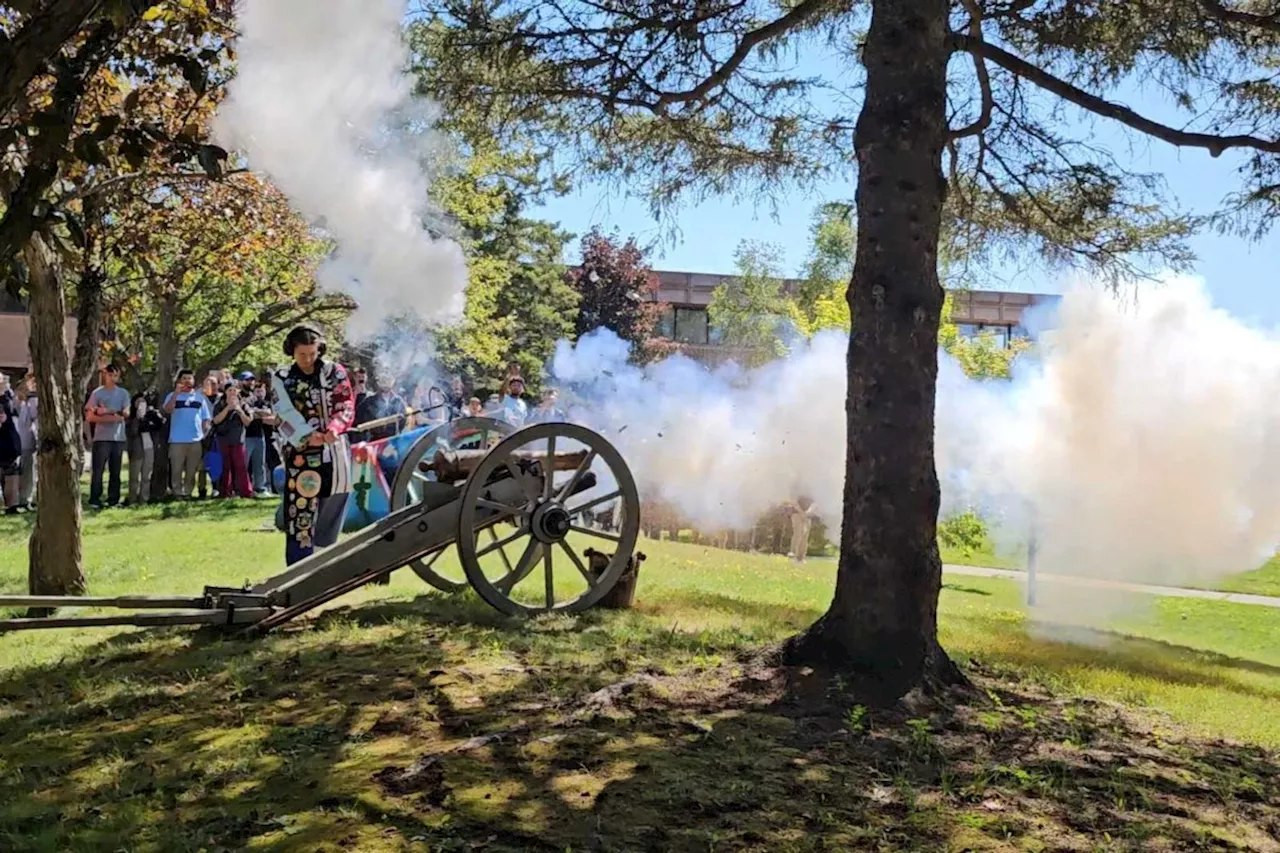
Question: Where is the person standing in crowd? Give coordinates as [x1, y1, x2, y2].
[354, 374, 407, 442]
[85, 364, 130, 510]
[271, 324, 356, 565]
[125, 392, 165, 506]
[352, 367, 369, 410]
[164, 369, 212, 499]
[198, 375, 221, 498]
[0, 374, 23, 514]
[500, 375, 529, 427]
[465, 396, 484, 418]
[446, 375, 466, 418]
[17, 372, 37, 509]
[529, 388, 565, 423]
[241, 375, 274, 496]
[258, 380, 281, 494]
[787, 497, 815, 563]
[212, 383, 253, 499]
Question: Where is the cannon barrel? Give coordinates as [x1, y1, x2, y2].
[423, 448, 590, 482]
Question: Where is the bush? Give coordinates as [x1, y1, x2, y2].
[937, 511, 988, 556]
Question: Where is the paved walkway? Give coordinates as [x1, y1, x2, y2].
[944, 564, 1280, 609]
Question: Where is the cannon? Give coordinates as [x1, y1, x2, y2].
[281, 416, 519, 593]
[0, 422, 640, 633]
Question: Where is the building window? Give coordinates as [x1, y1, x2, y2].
[656, 306, 676, 339]
[956, 322, 1011, 349]
[673, 307, 709, 345]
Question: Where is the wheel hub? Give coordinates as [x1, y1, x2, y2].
[531, 502, 571, 543]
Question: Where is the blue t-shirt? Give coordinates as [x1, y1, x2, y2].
[165, 391, 211, 444]
[88, 385, 130, 443]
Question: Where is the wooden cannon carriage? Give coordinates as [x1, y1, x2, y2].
[0, 423, 640, 633]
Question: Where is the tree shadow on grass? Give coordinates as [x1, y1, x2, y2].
[942, 583, 993, 596]
[1, 595, 1279, 851]
[951, 615, 1280, 704]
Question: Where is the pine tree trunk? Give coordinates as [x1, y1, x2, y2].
[24, 234, 85, 600]
[784, 0, 964, 703]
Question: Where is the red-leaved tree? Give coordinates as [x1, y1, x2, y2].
[566, 228, 669, 361]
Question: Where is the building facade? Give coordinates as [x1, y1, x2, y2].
[648, 268, 1059, 357]
[0, 292, 79, 378]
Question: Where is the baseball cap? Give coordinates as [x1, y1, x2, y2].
[237, 371, 255, 381]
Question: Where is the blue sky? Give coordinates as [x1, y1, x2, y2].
[529, 54, 1280, 327]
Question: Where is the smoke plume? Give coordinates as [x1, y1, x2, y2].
[551, 275, 1280, 624]
[213, 0, 467, 338]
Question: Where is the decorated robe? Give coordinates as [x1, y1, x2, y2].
[270, 359, 356, 555]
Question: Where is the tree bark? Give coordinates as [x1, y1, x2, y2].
[784, 0, 964, 703]
[24, 233, 86, 600]
[151, 286, 182, 498]
[72, 266, 106, 403]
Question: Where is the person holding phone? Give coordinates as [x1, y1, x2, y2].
[125, 392, 166, 506]
[212, 383, 254, 499]
[85, 364, 130, 509]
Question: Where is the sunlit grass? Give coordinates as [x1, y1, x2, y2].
[2, 503, 1279, 851]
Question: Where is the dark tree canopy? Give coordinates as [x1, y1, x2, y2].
[415, 0, 1280, 274]
[566, 228, 665, 358]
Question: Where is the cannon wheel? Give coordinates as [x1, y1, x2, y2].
[389, 417, 515, 593]
[456, 423, 640, 615]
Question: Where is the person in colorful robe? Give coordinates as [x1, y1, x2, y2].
[270, 324, 356, 565]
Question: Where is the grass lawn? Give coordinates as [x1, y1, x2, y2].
[939, 535, 1280, 599]
[2, 503, 1279, 851]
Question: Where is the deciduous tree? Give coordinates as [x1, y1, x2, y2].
[706, 240, 793, 365]
[565, 228, 665, 360]
[1, 0, 236, 598]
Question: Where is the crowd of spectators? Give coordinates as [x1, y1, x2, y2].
[0, 357, 570, 515]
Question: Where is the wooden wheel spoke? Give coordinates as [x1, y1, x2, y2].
[557, 450, 598, 502]
[544, 435, 556, 499]
[568, 489, 622, 518]
[496, 538, 542, 594]
[558, 541, 597, 588]
[543, 547, 555, 609]
[486, 526, 515, 576]
[505, 458, 537, 501]
[422, 546, 445, 570]
[569, 524, 621, 543]
[476, 496, 523, 519]
[477, 525, 528, 558]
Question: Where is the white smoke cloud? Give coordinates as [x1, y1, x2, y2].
[551, 275, 1280, 625]
[212, 0, 467, 339]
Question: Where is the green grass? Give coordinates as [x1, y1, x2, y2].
[1, 504, 1279, 851]
[939, 533, 1280, 598]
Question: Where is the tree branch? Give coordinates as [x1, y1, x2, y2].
[0, 16, 137, 264]
[951, 32, 1280, 156]
[536, 0, 829, 113]
[949, 0, 994, 141]
[0, 0, 103, 123]
[1195, 0, 1280, 33]
[54, 167, 251, 206]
